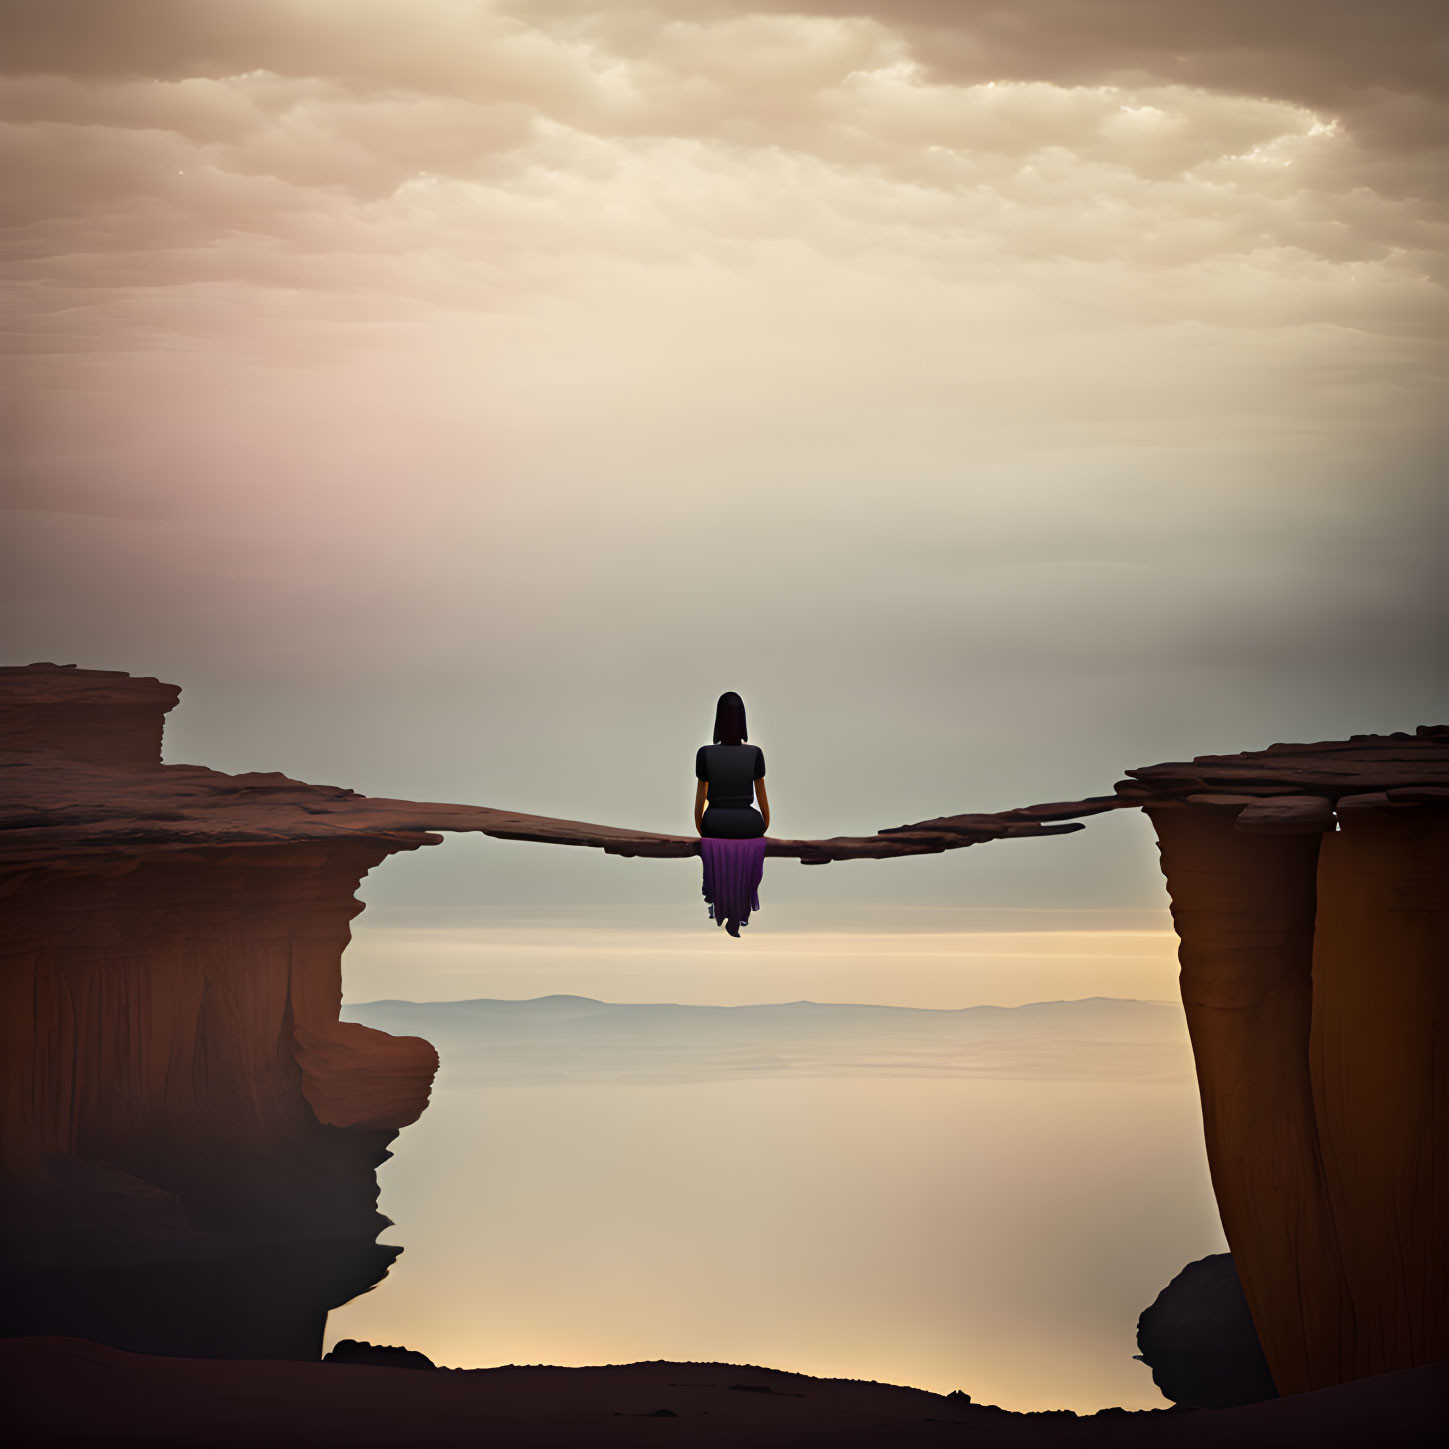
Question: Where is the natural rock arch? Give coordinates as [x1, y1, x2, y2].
[1, 663, 1444, 1392]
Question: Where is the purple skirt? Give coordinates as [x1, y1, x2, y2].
[698, 836, 767, 937]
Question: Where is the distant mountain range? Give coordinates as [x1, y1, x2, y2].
[343, 996, 1190, 1086]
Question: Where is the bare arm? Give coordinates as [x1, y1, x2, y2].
[694, 780, 708, 834]
[755, 778, 770, 833]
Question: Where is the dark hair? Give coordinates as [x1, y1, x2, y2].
[713, 691, 748, 745]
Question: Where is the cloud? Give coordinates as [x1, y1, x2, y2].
[2, 1, 1443, 281]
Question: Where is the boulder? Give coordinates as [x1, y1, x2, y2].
[1136, 1254, 1277, 1409]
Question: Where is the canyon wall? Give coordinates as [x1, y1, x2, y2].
[0, 667, 439, 1359]
[1130, 733, 1448, 1395]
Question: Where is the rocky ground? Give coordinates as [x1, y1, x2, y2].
[4, 1338, 1444, 1448]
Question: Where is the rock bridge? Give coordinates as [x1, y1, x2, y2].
[1, 664, 1444, 1397]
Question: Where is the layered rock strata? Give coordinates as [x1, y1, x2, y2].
[0, 663, 178, 768]
[0, 669, 442, 1358]
[0, 835, 439, 1357]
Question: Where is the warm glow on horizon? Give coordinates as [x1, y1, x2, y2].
[342, 917, 1182, 1007]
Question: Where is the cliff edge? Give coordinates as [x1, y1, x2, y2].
[0, 666, 439, 1358]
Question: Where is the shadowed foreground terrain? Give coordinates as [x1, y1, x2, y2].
[4, 1338, 1444, 1448]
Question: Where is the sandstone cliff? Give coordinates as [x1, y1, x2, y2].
[0, 667, 441, 1358]
[1131, 732, 1448, 1396]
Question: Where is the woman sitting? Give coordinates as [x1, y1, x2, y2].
[693, 692, 770, 937]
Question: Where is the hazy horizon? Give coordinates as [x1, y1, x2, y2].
[341, 900, 1182, 1005]
[353, 989, 1178, 1007]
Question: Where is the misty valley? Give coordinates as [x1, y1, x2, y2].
[326, 994, 1223, 1412]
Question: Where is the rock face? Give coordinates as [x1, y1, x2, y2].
[1136, 1253, 1277, 1409]
[1137, 730, 1449, 1396]
[0, 837, 437, 1357]
[0, 668, 440, 1359]
[0, 663, 179, 767]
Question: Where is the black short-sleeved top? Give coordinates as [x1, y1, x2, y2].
[695, 743, 765, 810]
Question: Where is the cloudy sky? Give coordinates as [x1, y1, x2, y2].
[3, 1, 1446, 924]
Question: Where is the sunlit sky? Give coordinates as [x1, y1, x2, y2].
[4, 1, 1446, 924]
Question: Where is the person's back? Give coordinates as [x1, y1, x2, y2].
[696, 742, 766, 835]
[694, 693, 769, 840]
